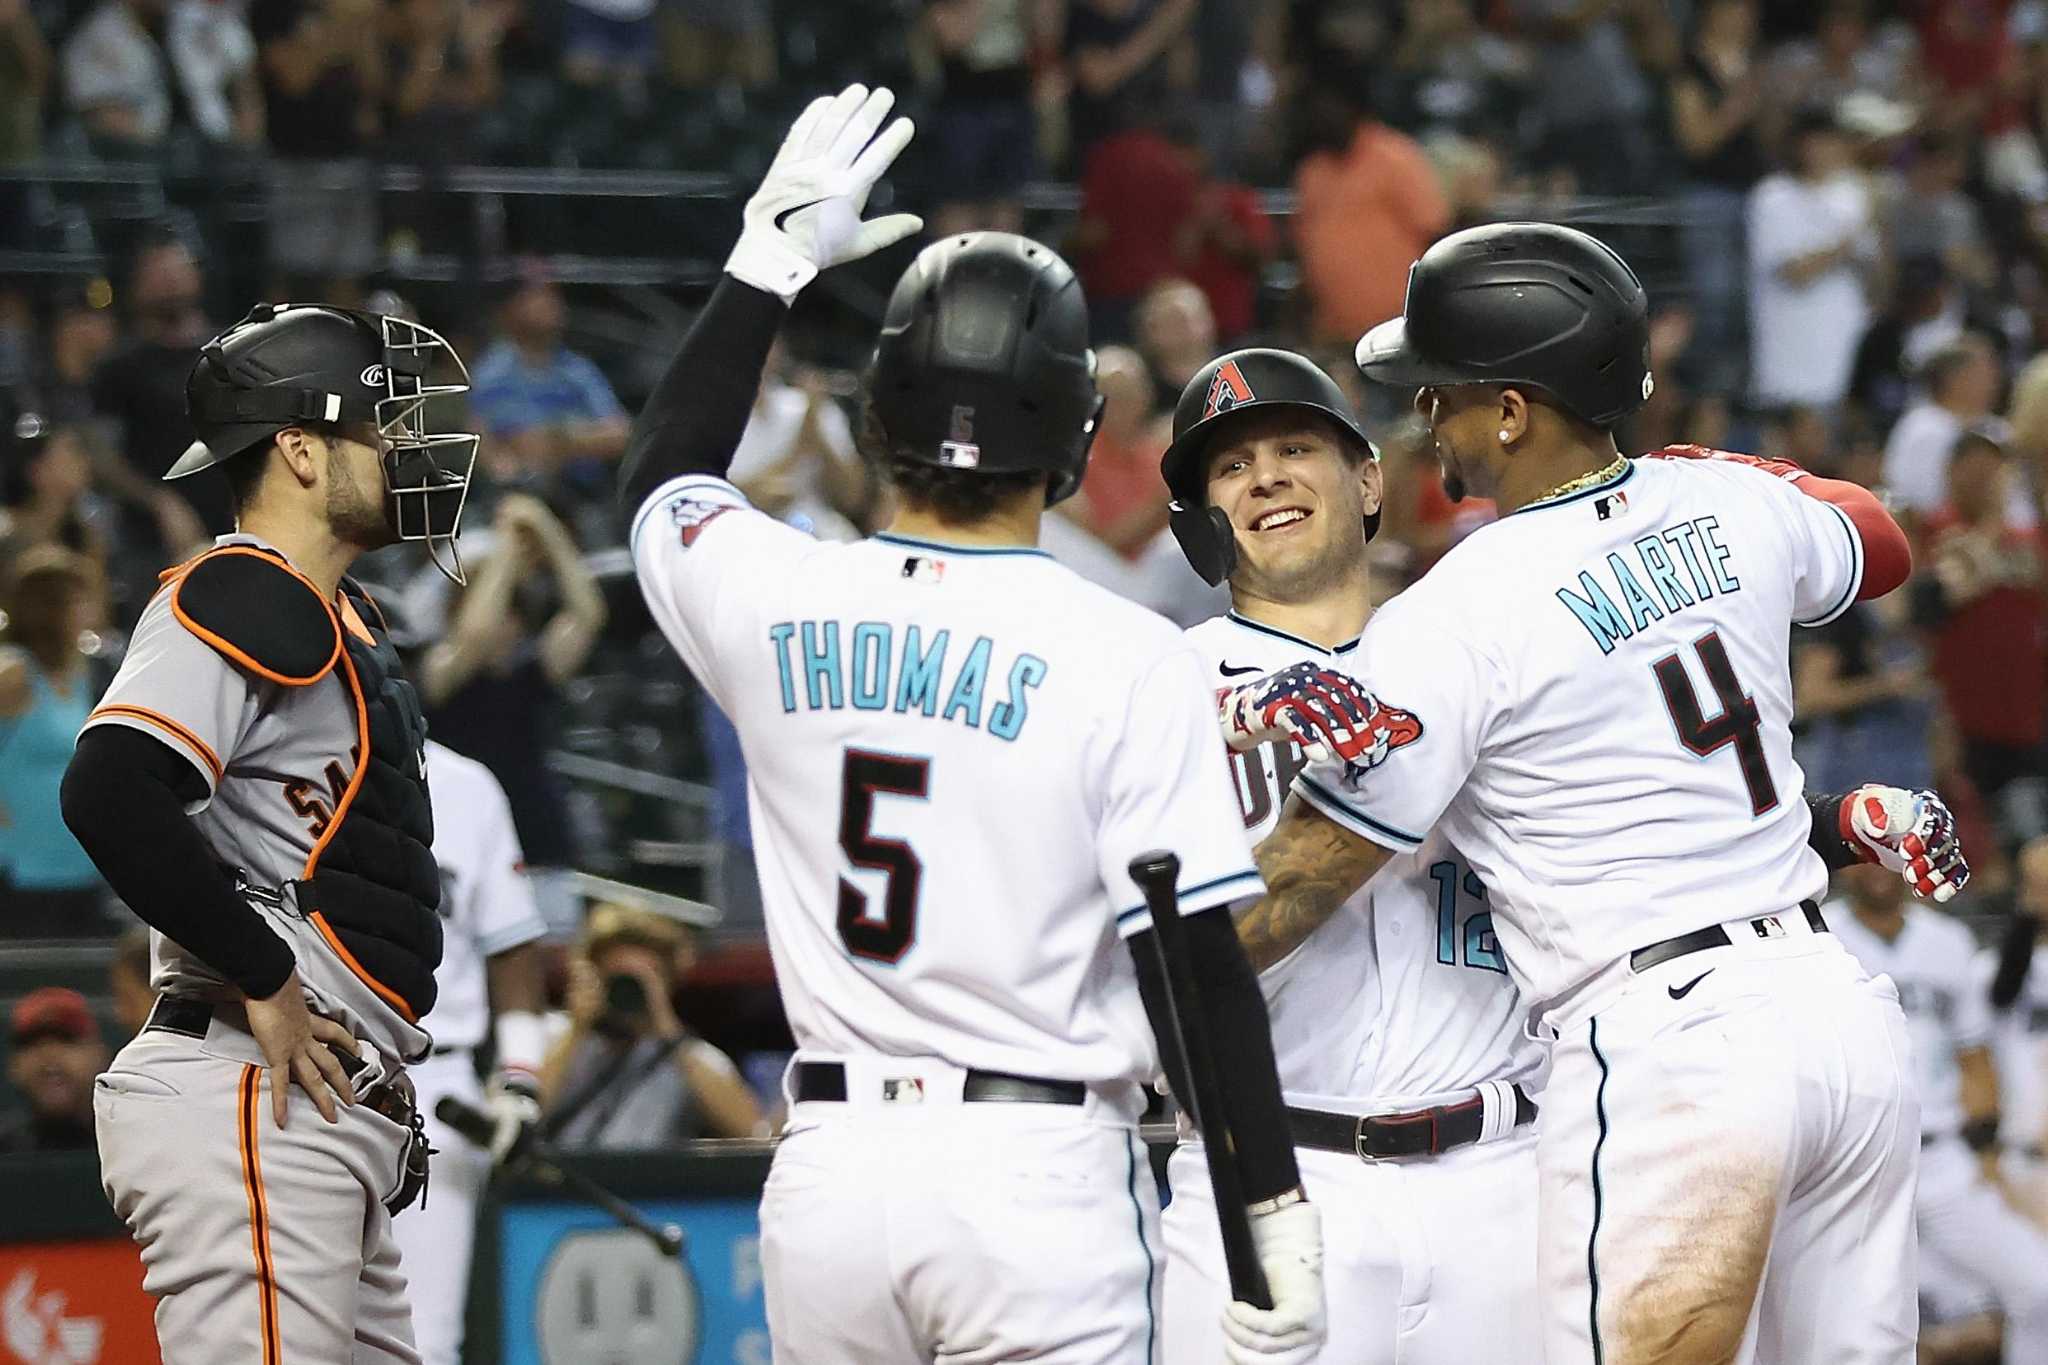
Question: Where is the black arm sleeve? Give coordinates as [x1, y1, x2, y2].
[1991, 911, 2039, 1011]
[617, 275, 790, 517]
[1805, 791, 1860, 872]
[1129, 906, 1303, 1204]
[61, 726, 296, 999]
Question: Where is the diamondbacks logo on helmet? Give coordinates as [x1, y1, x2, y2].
[1203, 360, 1256, 420]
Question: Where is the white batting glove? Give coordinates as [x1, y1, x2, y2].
[482, 1073, 542, 1166]
[726, 84, 922, 303]
[1223, 1198, 1325, 1365]
[1841, 784, 1971, 903]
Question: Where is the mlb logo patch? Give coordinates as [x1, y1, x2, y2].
[1595, 490, 1629, 521]
[882, 1077, 925, 1104]
[1751, 915, 1786, 939]
[901, 556, 946, 584]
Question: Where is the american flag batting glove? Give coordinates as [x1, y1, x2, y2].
[1217, 663, 1379, 768]
[1843, 785, 1971, 902]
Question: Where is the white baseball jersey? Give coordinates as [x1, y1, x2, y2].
[419, 740, 548, 1050]
[1297, 456, 1864, 1017]
[630, 474, 1262, 1086]
[1186, 612, 1540, 1109]
[1982, 942, 2048, 1152]
[1832, 902, 1989, 1138]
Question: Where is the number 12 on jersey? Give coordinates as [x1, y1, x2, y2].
[1429, 859, 1505, 973]
[837, 749, 929, 964]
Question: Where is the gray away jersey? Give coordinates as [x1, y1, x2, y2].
[84, 533, 432, 1062]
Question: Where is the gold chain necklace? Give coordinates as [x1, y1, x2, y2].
[1526, 454, 1628, 508]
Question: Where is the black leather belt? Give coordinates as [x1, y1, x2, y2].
[1287, 1084, 1537, 1161]
[145, 996, 417, 1129]
[793, 1060, 1088, 1106]
[1629, 901, 1827, 975]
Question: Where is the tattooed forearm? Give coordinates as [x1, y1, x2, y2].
[1239, 795, 1395, 972]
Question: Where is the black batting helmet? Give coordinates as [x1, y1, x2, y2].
[1157, 348, 1379, 586]
[1355, 222, 1652, 429]
[175, 303, 479, 578]
[867, 232, 1102, 506]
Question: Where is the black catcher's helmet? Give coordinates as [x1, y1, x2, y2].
[867, 232, 1102, 506]
[1158, 348, 1379, 586]
[1355, 222, 1652, 429]
[174, 303, 479, 579]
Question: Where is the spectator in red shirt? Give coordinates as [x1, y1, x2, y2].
[1071, 117, 1198, 341]
[1062, 345, 1169, 557]
[1921, 425, 2048, 849]
[1163, 118, 1274, 344]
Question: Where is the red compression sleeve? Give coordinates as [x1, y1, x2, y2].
[1792, 474, 1913, 601]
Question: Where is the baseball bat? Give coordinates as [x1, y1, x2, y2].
[1129, 850, 1272, 1311]
[434, 1097, 686, 1258]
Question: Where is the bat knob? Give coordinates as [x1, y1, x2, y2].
[1128, 849, 1181, 888]
[659, 1225, 685, 1258]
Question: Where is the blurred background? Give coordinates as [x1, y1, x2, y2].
[4, 0, 2048, 1359]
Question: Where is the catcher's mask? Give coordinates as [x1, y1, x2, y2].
[173, 303, 480, 582]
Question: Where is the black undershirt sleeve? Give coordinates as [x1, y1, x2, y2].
[617, 275, 790, 518]
[61, 725, 297, 999]
[1129, 906, 1303, 1205]
[1991, 911, 2038, 1011]
[1805, 791, 1860, 873]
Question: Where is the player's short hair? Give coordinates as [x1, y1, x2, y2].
[856, 399, 1049, 525]
[582, 903, 689, 962]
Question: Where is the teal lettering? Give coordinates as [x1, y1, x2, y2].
[767, 622, 798, 713]
[1557, 572, 1634, 655]
[942, 635, 994, 729]
[800, 620, 843, 711]
[1634, 535, 1695, 612]
[1699, 516, 1740, 592]
[894, 626, 949, 716]
[1664, 522, 1715, 599]
[1607, 552, 1666, 632]
[989, 653, 1048, 741]
[849, 622, 891, 711]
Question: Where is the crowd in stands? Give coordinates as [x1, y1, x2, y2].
[3, 0, 2048, 1149]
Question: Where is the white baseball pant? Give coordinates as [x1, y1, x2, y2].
[1915, 1135, 2048, 1357]
[759, 1055, 1159, 1364]
[1539, 927, 1919, 1365]
[391, 1051, 490, 1365]
[1162, 1124, 1539, 1363]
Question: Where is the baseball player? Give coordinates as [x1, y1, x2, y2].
[1987, 836, 2048, 1230]
[392, 737, 551, 1365]
[58, 302, 477, 1363]
[1224, 222, 1937, 1364]
[1156, 347, 1974, 1364]
[1831, 863, 2048, 1355]
[621, 84, 1321, 1363]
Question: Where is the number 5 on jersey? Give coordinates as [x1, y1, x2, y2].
[838, 749, 929, 963]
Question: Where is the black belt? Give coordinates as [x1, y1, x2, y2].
[793, 1060, 1088, 1106]
[1287, 1084, 1538, 1161]
[144, 996, 418, 1130]
[1629, 901, 1827, 975]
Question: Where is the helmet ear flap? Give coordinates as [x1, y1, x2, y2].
[1170, 503, 1236, 586]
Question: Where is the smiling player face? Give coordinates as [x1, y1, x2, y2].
[1204, 409, 1379, 602]
[1413, 384, 1506, 503]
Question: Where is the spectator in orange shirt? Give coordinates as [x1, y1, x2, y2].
[1063, 346, 1170, 558]
[1291, 80, 1450, 345]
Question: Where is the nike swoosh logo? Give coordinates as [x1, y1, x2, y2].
[1219, 662, 1262, 677]
[1668, 970, 1713, 1000]
[773, 200, 825, 232]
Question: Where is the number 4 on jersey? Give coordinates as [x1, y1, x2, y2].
[1652, 631, 1779, 816]
[838, 749, 929, 964]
